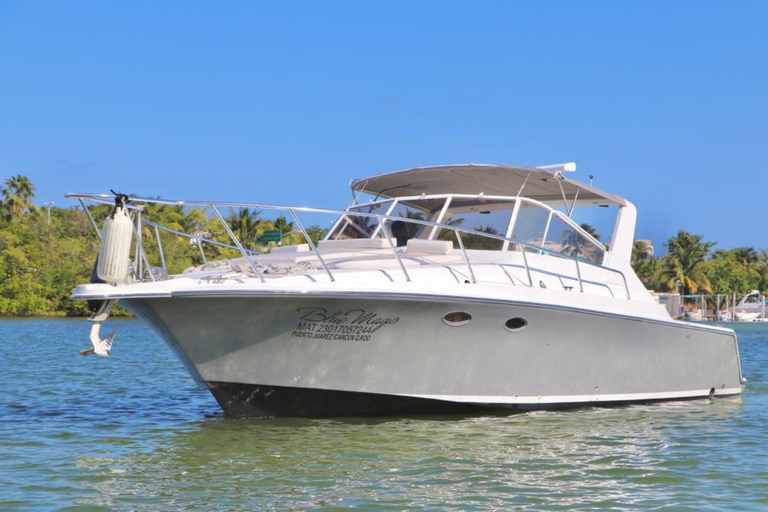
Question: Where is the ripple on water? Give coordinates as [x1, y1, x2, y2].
[1, 319, 767, 510]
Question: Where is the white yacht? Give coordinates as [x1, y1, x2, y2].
[735, 290, 767, 321]
[68, 163, 745, 417]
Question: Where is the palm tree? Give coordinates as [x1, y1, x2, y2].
[555, 229, 601, 262]
[228, 207, 262, 249]
[336, 214, 373, 239]
[305, 225, 328, 245]
[631, 240, 652, 267]
[399, 209, 427, 239]
[2, 175, 35, 214]
[730, 247, 759, 267]
[273, 214, 294, 235]
[0, 197, 10, 221]
[559, 229, 581, 256]
[579, 223, 600, 241]
[631, 241, 657, 287]
[659, 230, 715, 294]
[434, 214, 468, 245]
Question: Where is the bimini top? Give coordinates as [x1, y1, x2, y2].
[350, 163, 626, 207]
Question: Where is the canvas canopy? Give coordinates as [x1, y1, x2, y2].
[350, 164, 626, 207]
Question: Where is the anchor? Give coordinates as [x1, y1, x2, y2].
[80, 299, 117, 357]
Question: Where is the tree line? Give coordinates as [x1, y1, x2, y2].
[1, 174, 765, 316]
[0, 175, 327, 316]
[632, 232, 768, 296]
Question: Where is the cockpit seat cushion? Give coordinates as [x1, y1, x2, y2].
[406, 239, 453, 255]
[318, 238, 391, 252]
[271, 244, 310, 253]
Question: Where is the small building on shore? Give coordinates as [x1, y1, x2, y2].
[636, 239, 654, 257]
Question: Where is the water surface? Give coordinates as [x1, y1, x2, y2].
[1, 319, 766, 510]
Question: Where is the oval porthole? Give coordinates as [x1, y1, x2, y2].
[505, 317, 527, 332]
[443, 311, 472, 327]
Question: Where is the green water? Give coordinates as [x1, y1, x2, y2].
[1, 319, 767, 510]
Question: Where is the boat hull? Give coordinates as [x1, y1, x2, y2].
[123, 295, 744, 417]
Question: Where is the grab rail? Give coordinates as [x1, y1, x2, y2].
[67, 193, 631, 299]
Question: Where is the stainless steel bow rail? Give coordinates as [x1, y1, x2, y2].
[67, 193, 631, 299]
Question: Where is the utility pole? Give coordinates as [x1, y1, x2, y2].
[45, 201, 55, 225]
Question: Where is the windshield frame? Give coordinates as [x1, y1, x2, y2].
[325, 193, 607, 264]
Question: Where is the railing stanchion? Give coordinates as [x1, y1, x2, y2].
[289, 209, 335, 283]
[211, 205, 265, 283]
[137, 209, 146, 279]
[574, 258, 584, 293]
[154, 225, 167, 277]
[196, 238, 207, 264]
[131, 218, 155, 282]
[78, 198, 101, 239]
[454, 229, 477, 284]
[521, 247, 533, 287]
[622, 272, 631, 300]
[133, 210, 141, 279]
[377, 216, 410, 282]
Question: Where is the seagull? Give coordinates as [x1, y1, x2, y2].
[80, 323, 115, 357]
[80, 300, 117, 357]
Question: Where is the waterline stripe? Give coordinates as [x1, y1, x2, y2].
[399, 387, 744, 405]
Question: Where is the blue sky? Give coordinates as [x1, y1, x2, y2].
[1, 1, 766, 251]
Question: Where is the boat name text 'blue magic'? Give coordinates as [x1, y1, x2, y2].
[296, 307, 400, 326]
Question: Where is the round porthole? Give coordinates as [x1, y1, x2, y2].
[505, 317, 527, 332]
[443, 311, 472, 326]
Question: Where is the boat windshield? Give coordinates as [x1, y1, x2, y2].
[511, 202, 605, 264]
[327, 200, 393, 240]
[327, 197, 448, 241]
[743, 294, 768, 305]
[326, 194, 605, 264]
[432, 198, 516, 251]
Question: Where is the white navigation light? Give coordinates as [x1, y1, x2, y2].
[536, 162, 577, 173]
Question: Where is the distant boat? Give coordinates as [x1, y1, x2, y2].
[735, 290, 768, 319]
[716, 310, 732, 321]
[736, 311, 762, 322]
[680, 294, 706, 322]
[683, 309, 704, 321]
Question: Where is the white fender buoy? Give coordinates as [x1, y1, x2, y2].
[97, 200, 133, 285]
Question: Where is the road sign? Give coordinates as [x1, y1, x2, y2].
[257, 230, 282, 243]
